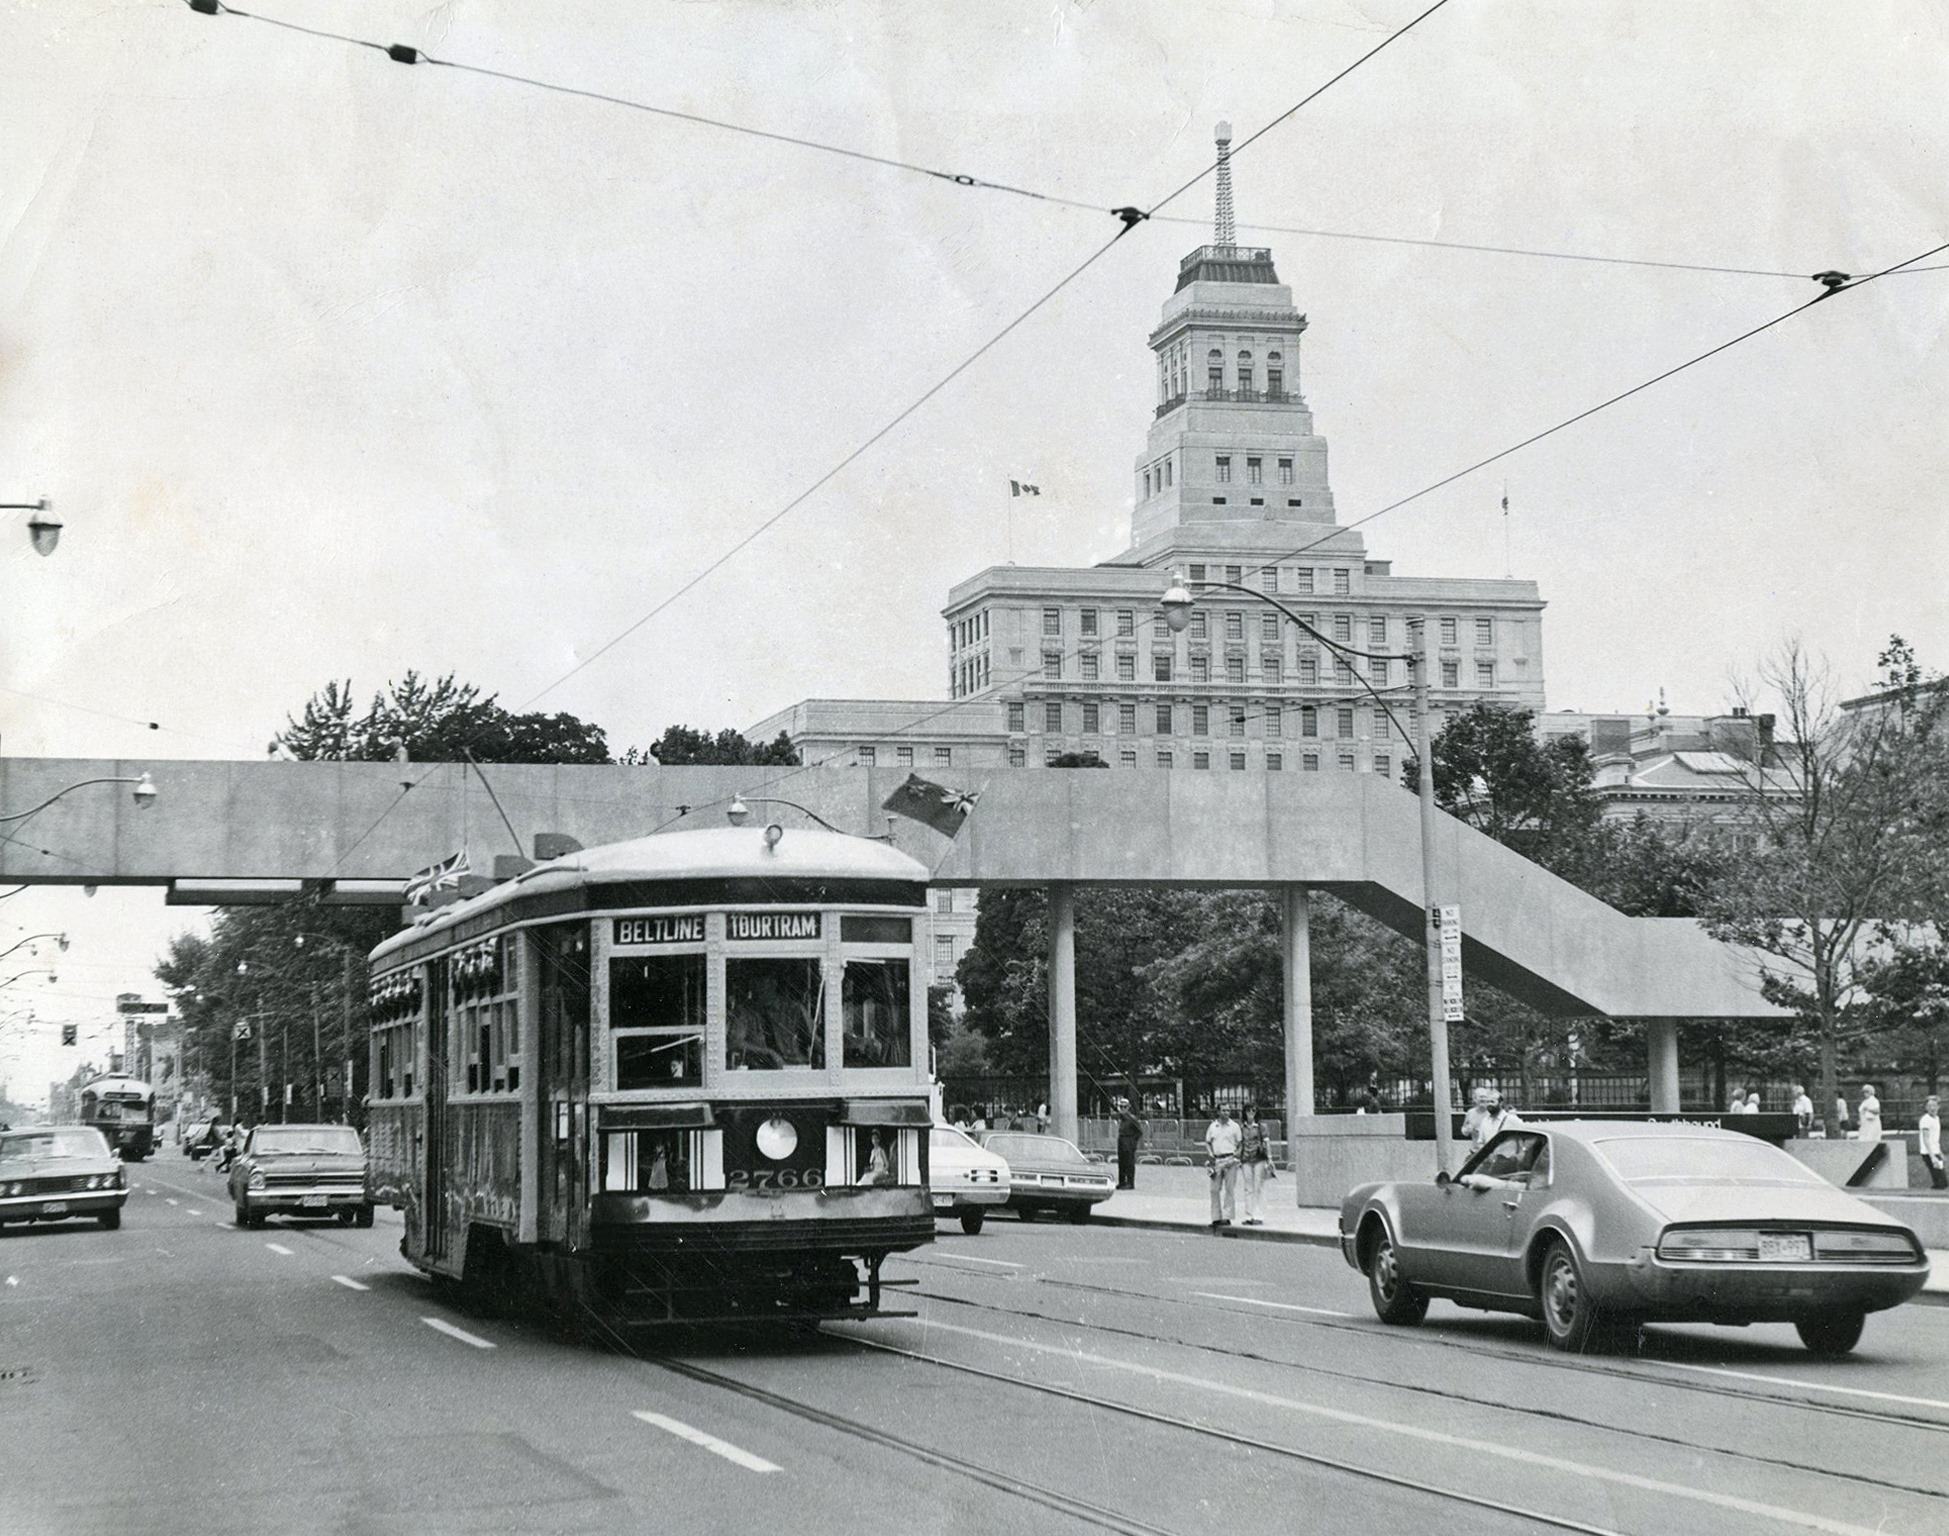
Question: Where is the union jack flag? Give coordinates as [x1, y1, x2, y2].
[404, 849, 470, 906]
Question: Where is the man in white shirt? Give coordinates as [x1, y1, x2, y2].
[1204, 1106, 1243, 1230]
[1790, 1084, 1814, 1136]
[1919, 1095, 1945, 1190]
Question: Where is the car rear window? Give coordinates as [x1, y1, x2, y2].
[983, 1134, 1086, 1166]
[252, 1127, 364, 1156]
[931, 1128, 977, 1153]
[1595, 1136, 1822, 1184]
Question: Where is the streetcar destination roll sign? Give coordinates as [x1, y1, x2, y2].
[727, 911, 821, 941]
[613, 915, 705, 946]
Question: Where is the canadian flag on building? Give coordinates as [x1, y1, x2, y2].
[1009, 479, 1041, 497]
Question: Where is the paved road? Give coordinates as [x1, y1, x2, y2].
[4, 1162, 1948, 1535]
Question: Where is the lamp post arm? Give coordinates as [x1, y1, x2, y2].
[0, 968, 57, 989]
[0, 776, 145, 823]
[737, 797, 849, 835]
[0, 933, 65, 964]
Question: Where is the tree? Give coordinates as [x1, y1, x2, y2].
[1698, 638, 1949, 1123]
[641, 726, 800, 766]
[275, 672, 612, 764]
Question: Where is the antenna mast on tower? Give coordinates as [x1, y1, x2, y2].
[1213, 121, 1235, 247]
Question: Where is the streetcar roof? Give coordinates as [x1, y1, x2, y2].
[371, 825, 930, 966]
[80, 1075, 153, 1097]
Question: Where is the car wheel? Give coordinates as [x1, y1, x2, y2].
[1365, 1225, 1428, 1326]
[1796, 1311, 1865, 1357]
[337, 1209, 356, 1226]
[1016, 1206, 1036, 1223]
[958, 1209, 985, 1236]
[353, 1205, 374, 1229]
[97, 1208, 121, 1230]
[1538, 1239, 1603, 1352]
[1066, 1206, 1091, 1225]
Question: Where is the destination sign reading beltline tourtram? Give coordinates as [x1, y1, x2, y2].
[727, 912, 821, 941]
[612, 915, 706, 946]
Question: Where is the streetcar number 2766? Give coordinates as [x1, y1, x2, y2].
[728, 1169, 823, 1191]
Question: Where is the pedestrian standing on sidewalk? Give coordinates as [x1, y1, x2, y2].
[1205, 1104, 1242, 1230]
[1237, 1103, 1272, 1225]
[1113, 1096, 1144, 1190]
[1920, 1096, 1947, 1190]
[1791, 1084, 1814, 1137]
[1461, 1087, 1495, 1150]
[1856, 1085, 1883, 1145]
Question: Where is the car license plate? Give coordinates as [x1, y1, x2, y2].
[41, 1201, 67, 1215]
[300, 1195, 328, 1209]
[931, 1194, 953, 1209]
[1759, 1232, 1811, 1261]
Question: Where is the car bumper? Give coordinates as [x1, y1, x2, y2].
[241, 1187, 370, 1214]
[1339, 1230, 1359, 1269]
[1606, 1249, 1931, 1320]
[0, 1190, 128, 1220]
[1006, 1185, 1114, 1210]
[932, 1187, 1010, 1211]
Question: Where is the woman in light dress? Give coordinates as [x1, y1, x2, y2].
[1854, 1085, 1883, 1144]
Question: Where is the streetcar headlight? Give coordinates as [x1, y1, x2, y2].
[755, 1117, 798, 1161]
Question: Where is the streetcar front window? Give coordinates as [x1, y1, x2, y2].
[841, 958, 912, 1068]
[611, 955, 706, 1089]
[726, 957, 825, 1070]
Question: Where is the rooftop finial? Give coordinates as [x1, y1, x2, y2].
[1213, 120, 1235, 247]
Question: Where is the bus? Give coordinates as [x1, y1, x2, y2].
[78, 1075, 157, 1161]
[365, 821, 936, 1325]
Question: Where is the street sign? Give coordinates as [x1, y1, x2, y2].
[1438, 903, 1464, 1020]
[233, 1020, 252, 1041]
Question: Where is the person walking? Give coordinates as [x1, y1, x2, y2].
[1113, 1096, 1144, 1190]
[1790, 1083, 1814, 1137]
[1204, 1105, 1243, 1230]
[1855, 1085, 1883, 1145]
[1833, 1093, 1850, 1134]
[1740, 1091, 1762, 1114]
[1919, 1095, 1947, 1190]
[1461, 1087, 1495, 1150]
[1237, 1103, 1273, 1225]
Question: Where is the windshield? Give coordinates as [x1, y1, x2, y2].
[983, 1134, 1087, 1167]
[250, 1127, 363, 1156]
[1595, 1136, 1822, 1184]
[0, 1127, 111, 1163]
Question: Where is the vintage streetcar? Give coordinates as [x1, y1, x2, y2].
[78, 1074, 158, 1162]
[366, 822, 936, 1325]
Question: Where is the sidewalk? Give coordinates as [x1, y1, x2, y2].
[1092, 1163, 1949, 1303]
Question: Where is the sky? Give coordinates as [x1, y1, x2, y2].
[3, 0, 1946, 1098]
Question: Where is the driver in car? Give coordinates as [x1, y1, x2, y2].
[1461, 1134, 1547, 1192]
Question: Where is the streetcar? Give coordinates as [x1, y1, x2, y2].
[78, 1074, 158, 1162]
[365, 821, 936, 1325]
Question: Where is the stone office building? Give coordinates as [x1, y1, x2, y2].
[753, 126, 1545, 786]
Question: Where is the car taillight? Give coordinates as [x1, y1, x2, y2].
[1657, 1228, 1763, 1261]
[1813, 1230, 1919, 1262]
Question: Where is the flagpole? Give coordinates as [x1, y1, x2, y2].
[1006, 479, 1014, 565]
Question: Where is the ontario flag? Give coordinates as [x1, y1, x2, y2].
[1009, 479, 1041, 497]
[404, 849, 471, 906]
[881, 774, 982, 839]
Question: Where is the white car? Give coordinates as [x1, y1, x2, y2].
[929, 1125, 1012, 1234]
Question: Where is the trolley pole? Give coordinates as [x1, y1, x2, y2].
[1412, 622, 1456, 1175]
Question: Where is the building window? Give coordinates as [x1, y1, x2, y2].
[1192, 705, 1210, 736]
[1008, 747, 1026, 767]
[1190, 611, 1208, 640]
[1237, 350, 1253, 390]
[1119, 702, 1137, 733]
[1143, 470, 1152, 499]
[1007, 701, 1025, 732]
[1264, 656, 1282, 685]
[1043, 608, 1061, 637]
[1080, 609, 1098, 637]
[1193, 751, 1211, 769]
[1261, 613, 1281, 643]
[1080, 654, 1098, 682]
[1333, 569, 1351, 595]
[1333, 614, 1352, 643]
[935, 936, 955, 972]
[1295, 567, 1314, 594]
[1267, 353, 1284, 395]
[1278, 456, 1294, 484]
[936, 747, 952, 765]
[1229, 705, 1246, 738]
[1301, 706, 1318, 738]
[1225, 656, 1244, 684]
[1045, 702, 1063, 732]
[858, 746, 876, 765]
[1476, 616, 1494, 646]
[1266, 706, 1282, 738]
[1082, 702, 1099, 733]
[1157, 749, 1174, 769]
[1441, 660, 1459, 688]
[1250, 497, 1264, 508]
[1439, 616, 1458, 646]
[1224, 611, 1243, 641]
[1337, 706, 1355, 738]
[1372, 659, 1389, 685]
[1188, 563, 1206, 582]
[896, 746, 913, 766]
[1227, 565, 1243, 585]
[1369, 617, 1387, 646]
[1116, 654, 1135, 682]
[1246, 456, 1263, 485]
[1267, 752, 1283, 770]
[935, 890, 953, 914]
[1155, 703, 1173, 734]
[1190, 655, 1209, 683]
[1374, 754, 1391, 779]
[1164, 459, 1173, 487]
[1334, 659, 1353, 686]
[1154, 654, 1172, 683]
[1215, 455, 1231, 483]
[1374, 708, 1391, 739]
[1120, 749, 1137, 767]
[1476, 661, 1497, 688]
[1207, 349, 1223, 391]
[1116, 609, 1135, 638]
[1303, 752, 1319, 771]
[1338, 752, 1357, 772]
[1229, 751, 1247, 770]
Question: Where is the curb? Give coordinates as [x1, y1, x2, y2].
[1091, 1212, 1340, 1248]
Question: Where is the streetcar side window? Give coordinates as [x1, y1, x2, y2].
[841, 958, 912, 1068]
[610, 955, 706, 1089]
[726, 958, 826, 1070]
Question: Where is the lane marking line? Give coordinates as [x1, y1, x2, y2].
[913, 1319, 1899, 1536]
[265, 1243, 294, 1256]
[1656, 1359, 1949, 1414]
[631, 1410, 779, 1473]
[186, 1209, 202, 1217]
[164, 1198, 179, 1206]
[421, 1317, 496, 1350]
[331, 1275, 370, 1292]
[1193, 1291, 1352, 1318]
[930, 1253, 1023, 1269]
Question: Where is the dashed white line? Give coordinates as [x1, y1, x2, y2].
[930, 1252, 1023, 1269]
[164, 1198, 179, 1207]
[1193, 1291, 1353, 1318]
[421, 1317, 496, 1350]
[186, 1209, 202, 1217]
[1656, 1359, 1949, 1413]
[631, 1410, 779, 1473]
[330, 1275, 370, 1292]
[264, 1242, 294, 1256]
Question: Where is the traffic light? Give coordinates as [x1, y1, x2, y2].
[61, 1023, 77, 1046]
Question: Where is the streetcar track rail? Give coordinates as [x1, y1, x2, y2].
[902, 1286, 1949, 1501]
[903, 1258, 1949, 1436]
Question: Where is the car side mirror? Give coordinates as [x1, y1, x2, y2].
[1435, 1170, 1451, 1188]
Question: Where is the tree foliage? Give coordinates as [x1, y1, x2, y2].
[275, 672, 612, 764]
[637, 725, 801, 766]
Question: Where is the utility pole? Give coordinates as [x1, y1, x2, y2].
[311, 982, 323, 1120]
[1412, 620, 1456, 1175]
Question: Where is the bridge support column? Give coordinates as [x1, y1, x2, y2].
[1646, 1019, 1681, 1113]
[1047, 882, 1078, 1144]
[1280, 887, 1313, 1169]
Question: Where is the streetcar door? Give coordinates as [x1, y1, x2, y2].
[423, 958, 452, 1264]
[536, 924, 592, 1249]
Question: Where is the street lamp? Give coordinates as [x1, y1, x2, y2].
[725, 795, 847, 834]
[0, 968, 59, 990]
[3, 499, 62, 557]
[0, 932, 69, 964]
[0, 773, 159, 823]
[1161, 572, 1457, 1172]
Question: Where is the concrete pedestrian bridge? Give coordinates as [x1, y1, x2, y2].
[1, 756, 1784, 1129]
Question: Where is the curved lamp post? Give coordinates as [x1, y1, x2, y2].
[0, 773, 158, 823]
[1161, 572, 1456, 1173]
[3, 499, 62, 557]
[0, 967, 59, 991]
[724, 795, 849, 835]
[0, 932, 69, 965]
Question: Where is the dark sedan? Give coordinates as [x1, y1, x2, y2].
[227, 1124, 372, 1228]
[1340, 1121, 1929, 1355]
[0, 1126, 129, 1231]
[972, 1131, 1114, 1222]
